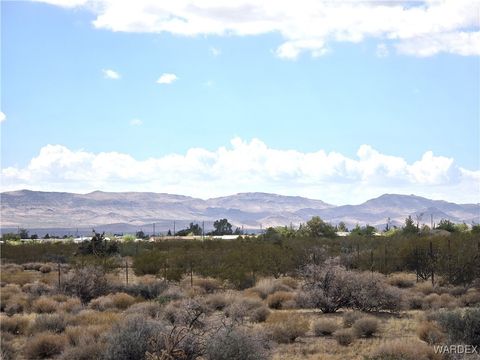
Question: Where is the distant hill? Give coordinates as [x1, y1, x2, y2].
[1, 190, 478, 235]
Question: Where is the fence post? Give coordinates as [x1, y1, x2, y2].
[125, 260, 129, 285]
[190, 261, 193, 287]
[57, 263, 61, 288]
[430, 241, 435, 287]
[370, 250, 374, 273]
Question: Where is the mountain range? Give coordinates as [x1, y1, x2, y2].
[1, 190, 478, 235]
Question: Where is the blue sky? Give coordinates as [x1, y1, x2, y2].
[1, 0, 479, 204]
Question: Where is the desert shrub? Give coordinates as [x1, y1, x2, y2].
[352, 317, 379, 338]
[407, 294, 424, 310]
[1, 338, 14, 360]
[89, 295, 114, 311]
[225, 298, 263, 324]
[60, 297, 83, 313]
[103, 315, 167, 360]
[205, 326, 269, 360]
[350, 272, 404, 312]
[32, 296, 58, 313]
[266, 291, 294, 309]
[4, 293, 29, 315]
[367, 339, 441, 360]
[111, 292, 136, 309]
[422, 293, 458, 310]
[115, 279, 168, 300]
[0, 284, 22, 310]
[206, 293, 231, 311]
[388, 273, 415, 288]
[448, 286, 467, 297]
[23, 263, 43, 271]
[250, 306, 270, 323]
[22, 281, 53, 296]
[279, 277, 298, 289]
[163, 299, 208, 327]
[39, 264, 53, 273]
[343, 311, 364, 328]
[435, 308, 480, 347]
[312, 318, 338, 336]
[461, 289, 480, 307]
[24, 333, 67, 359]
[333, 328, 355, 346]
[193, 277, 222, 293]
[416, 321, 445, 345]
[64, 324, 108, 347]
[62, 266, 109, 304]
[59, 343, 105, 360]
[125, 301, 163, 319]
[0, 314, 30, 334]
[267, 312, 309, 343]
[0, 271, 36, 286]
[31, 313, 67, 333]
[299, 262, 354, 313]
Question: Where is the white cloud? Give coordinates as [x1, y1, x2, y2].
[130, 118, 143, 126]
[102, 68, 121, 79]
[0, 112, 6, 123]
[209, 47, 221, 57]
[376, 43, 389, 58]
[2, 138, 479, 204]
[156, 73, 178, 84]
[31, 0, 88, 7]
[31, 0, 480, 58]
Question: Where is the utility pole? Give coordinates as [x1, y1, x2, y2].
[153, 223, 155, 237]
[202, 221, 205, 240]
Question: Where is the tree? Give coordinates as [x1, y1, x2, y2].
[167, 229, 172, 236]
[19, 228, 29, 239]
[211, 219, 233, 235]
[350, 224, 376, 236]
[78, 230, 118, 257]
[176, 223, 202, 236]
[337, 221, 348, 232]
[306, 217, 336, 238]
[402, 216, 418, 235]
[136, 230, 146, 239]
[30, 234, 38, 240]
[436, 219, 456, 232]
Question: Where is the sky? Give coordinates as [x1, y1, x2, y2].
[1, 0, 479, 205]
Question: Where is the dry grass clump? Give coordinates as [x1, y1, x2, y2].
[266, 291, 295, 309]
[368, 339, 442, 360]
[312, 318, 339, 336]
[64, 324, 109, 347]
[124, 301, 163, 319]
[111, 292, 136, 310]
[60, 297, 83, 313]
[68, 309, 120, 327]
[39, 264, 53, 273]
[205, 293, 232, 311]
[278, 277, 298, 289]
[192, 277, 222, 293]
[461, 288, 480, 307]
[0, 314, 30, 334]
[352, 317, 379, 338]
[89, 292, 135, 311]
[5, 293, 30, 315]
[32, 296, 58, 313]
[23, 263, 44, 271]
[59, 342, 105, 360]
[0, 271, 36, 286]
[251, 278, 293, 300]
[388, 273, 416, 288]
[406, 293, 424, 309]
[422, 293, 458, 310]
[224, 297, 264, 323]
[333, 328, 355, 346]
[22, 281, 53, 296]
[1, 263, 24, 273]
[30, 313, 67, 334]
[24, 333, 67, 359]
[416, 321, 445, 345]
[0, 284, 22, 311]
[267, 312, 309, 343]
[343, 311, 364, 328]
